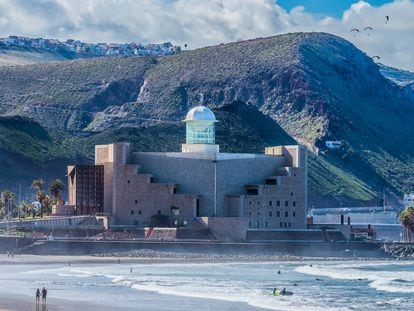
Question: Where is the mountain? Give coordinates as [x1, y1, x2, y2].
[0, 32, 413, 207]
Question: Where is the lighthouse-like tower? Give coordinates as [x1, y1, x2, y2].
[181, 106, 219, 153]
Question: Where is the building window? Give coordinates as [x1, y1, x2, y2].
[133, 220, 139, 226]
[150, 177, 154, 183]
[130, 210, 134, 215]
[173, 187, 177, 194]
[256, 222, 259, 228]
[285, 211, 288, 217]
[269, 201, 272, 206]
[265, 222, 268, 227]
[285, 201, 288, 207]
[269, 211, 272, 217]
[247, 188, 259, 195]
[258, 201, 260, 205]
[249, 212, 252, 216]
[276, 211, 280, 217]
[257, 212, 260, 215]
[135, 200, 138, 204]
[128, 180, 130, 183]
[280, 222, 283, 227]
[171, 206, 180, 216]
[288, 222, 291, 227]
[250, 201, 252, 205]
[138, 210, 142, 215]
[291, 192, 293, 196]
[277, 201, 280, 207]
[249, 222, 251, 227]
[293, 211, 296, 217]
[284, 222, 287, 227]
[293, 201, 296, 207]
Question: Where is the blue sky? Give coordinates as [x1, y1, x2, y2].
[277, 0, 393, 17]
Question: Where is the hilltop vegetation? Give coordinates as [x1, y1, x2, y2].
[0, 32, 413, 206]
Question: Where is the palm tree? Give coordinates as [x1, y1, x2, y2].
[0, 190, 16, 219]
[400, 207, 414, 242]
[49, 179, 64, 205]
[20, 200, 33, 218]
[35, 190, 47, 217]
[31, 179, 45, 191]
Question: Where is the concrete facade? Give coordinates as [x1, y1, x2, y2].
[68, 106, 308, 239]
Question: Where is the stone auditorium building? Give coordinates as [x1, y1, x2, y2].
[68, 106, 308, 240]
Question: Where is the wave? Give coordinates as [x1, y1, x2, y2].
[295, 262, 414, 294]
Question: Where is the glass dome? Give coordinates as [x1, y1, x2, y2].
[184, 106, 217, 144]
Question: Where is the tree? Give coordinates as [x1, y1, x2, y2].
[20, 201, 33, 218]
[0, 190, 16, 219]
[49, 179, 64, 205]
[400, 207, 414, 242]
[150, 212, 170, 227]
[35, 190, 47, 217]
[31, 179, 45, 191]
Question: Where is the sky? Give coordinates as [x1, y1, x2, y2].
[0, 0, 413, 71]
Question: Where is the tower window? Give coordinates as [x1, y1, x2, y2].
[130, 210, 134, 215]
[285, 211, 288, 217]
[269, 211, 272, 217]
[288, 222, 291, 227]
[280, 222, 283, 228]
[269, 201, 272, 206]
[138, 210, 142, 215]
[291, 192, 293, 196]
[277, 201, 280, 207]
[293, 201, 296, 207]
[293, 211, 296, 217]
[135, 200, 138, 204]
[127, 180, 130, 183]
[276, 211, 280, 217]
[285, 201, 289, 207]
[256, 222, 259, 228]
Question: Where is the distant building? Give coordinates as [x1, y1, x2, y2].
[68, 106, 307, 239]
[325, 141, 341, 149]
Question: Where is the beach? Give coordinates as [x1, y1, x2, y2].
[0, 254, 413, 311]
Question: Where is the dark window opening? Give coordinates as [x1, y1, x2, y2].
[276, 211, 280, 217]
[269, 211, 272, 217]
[256, 222, 259, 228]
[171, 206, 180, 216]
[293, 201, 296, 207]
[257, 212, 260, 215]
[247, 188, 259, 195]
[285, 201, 289, 207]
[265, 222, 268, 227]
[293, 211, 296, 217]
[135, 200, 138, 204]
[291, 192, 293, 196]
[288, 222, 291, 227]
[285, 211, 288, 217]
[173, 187, 177, 194]
[196, 198, 200, 217]
[284, 222, 287, 227]
[280, 222, 283, 228]
[130, 210, 134, 215]
[127, 180, 130, 183]
[138, 210, 142, 215]
[277, 201, 280, 207]
[150, 177, 154, 183]
[265, 178, 277, 185]
[269, 201, 272, 206]
[133, 220, 139, 226]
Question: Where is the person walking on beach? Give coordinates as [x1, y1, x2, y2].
[41, 287, 47, 303]
[36, 288, 40, 302]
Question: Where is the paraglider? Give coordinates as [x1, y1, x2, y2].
[350, 28, 359, 37]
[363, 27, 373, 36]
[386, 16, 389, 24]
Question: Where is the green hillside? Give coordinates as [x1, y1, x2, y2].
[0, 32, 413, 206]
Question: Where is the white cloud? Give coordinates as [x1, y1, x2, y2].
[0, 0, 413, 70]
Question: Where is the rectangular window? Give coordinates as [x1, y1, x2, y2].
[130, 209, 134, 215]
[170, 206, 180, 216]
[276, 211, 280, 217]
[285, 211, 288, 217]
[277, 201, 280, 207]
[269, 211, 272, 217]
[135, 200, 138, 204]
[269, 201, 272, 206]
[285, 201, 289, 207]
[293, 201, 296, 207]
[280, 222, 283, 228]
[284, 222, 287, 227]
[293, 211, 296, 217]
[288, 222, 291, 227]
[265, 222, 268, 227]
[133, 220, 139, 226]
[247, 188, 258, 195]
[138, 210, 142, 215]
[256, 222, 259, 228]
[249, 222, 251, 227]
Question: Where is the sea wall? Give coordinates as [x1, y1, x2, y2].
[17, 239, 389, 258]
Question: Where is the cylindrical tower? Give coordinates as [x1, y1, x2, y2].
[182, 106, 219, 153]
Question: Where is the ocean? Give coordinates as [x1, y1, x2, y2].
[0, 260, 413, 310]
